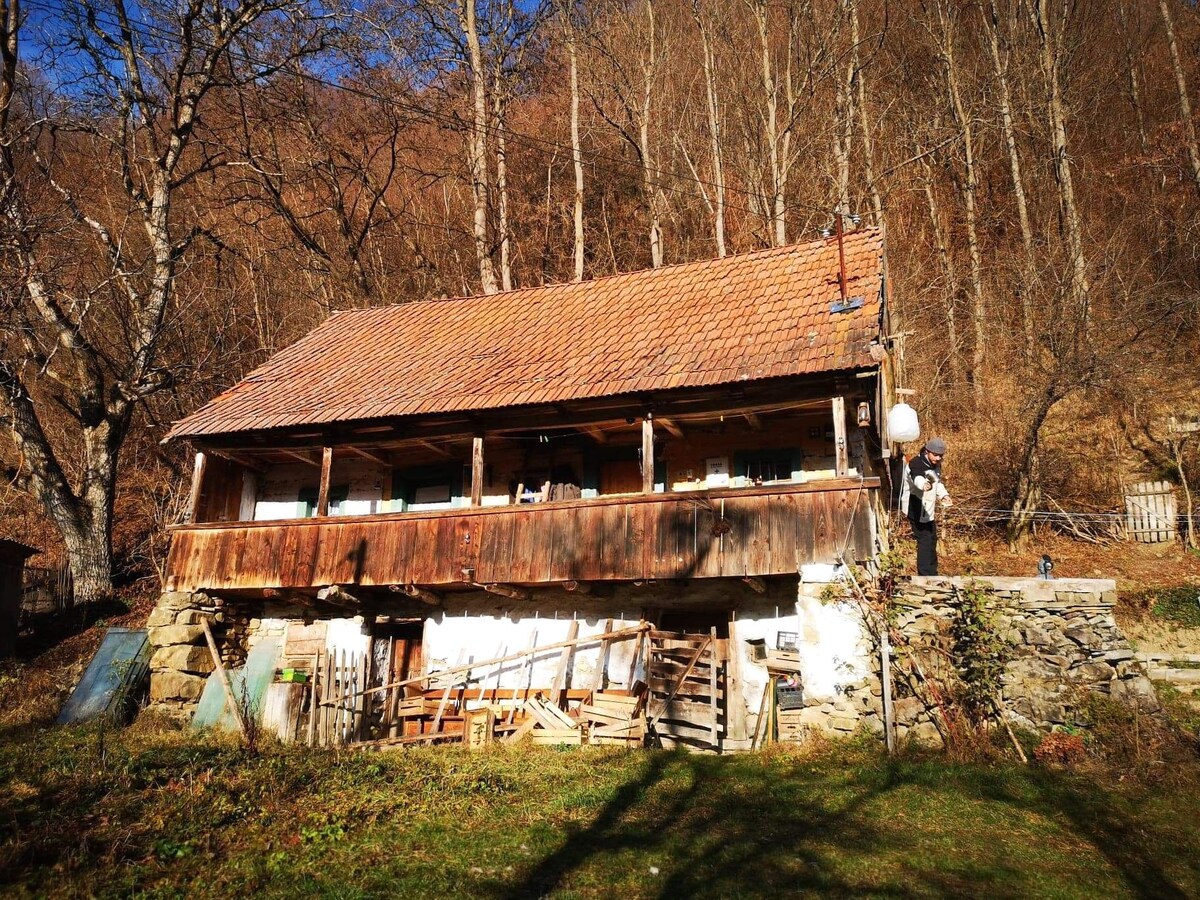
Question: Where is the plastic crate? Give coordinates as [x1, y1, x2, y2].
[776, 631, 798, 651]
[775, 683, 805, 710]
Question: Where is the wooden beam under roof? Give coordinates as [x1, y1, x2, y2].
[347, 446, 391, 466]
[744, 413, 762, 431]
[657, 417, 685, 438]
[479, 583, 533, 601]
[579, 425, 609, 443]
[281, 449, 321, 467]
[419, 440, 453, 458]
[192, 373, 876, 453]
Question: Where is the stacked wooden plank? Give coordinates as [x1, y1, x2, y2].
[523, 696, 584, 745]
[582, 693, 647, 746]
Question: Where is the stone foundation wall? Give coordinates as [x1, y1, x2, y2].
[146, 591, 246, 717]
[146, 576, 1153, 743]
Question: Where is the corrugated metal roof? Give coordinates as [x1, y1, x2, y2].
[167, 229, 885, 439]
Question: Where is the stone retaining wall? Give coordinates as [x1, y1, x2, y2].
[776, 576, 1155, 746]
[894, 576, 1157, 733]
[146, 591, 249, 718]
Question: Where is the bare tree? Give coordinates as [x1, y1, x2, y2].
[930, 0, 986, 402]
[983, 0, 1036, 361]
[0, 0, 326, 601]
[689, 0, 726, 257]
[459, 0, 500, 292]
[1159, 0, 1200, 193]
[556, 0, 586, 279]
[584, 0, 669, 267]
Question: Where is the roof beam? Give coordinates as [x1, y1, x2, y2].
[657, 417, 685, 438]
[579, 425, 609, 443]
[419, 440, 453, 459]
[281, 449, 321, 467]
[347, 446, 391, 466]
[190, 374, 877, 453]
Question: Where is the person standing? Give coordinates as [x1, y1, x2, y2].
[900, 437, 952, 575]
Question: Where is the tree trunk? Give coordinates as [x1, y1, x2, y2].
[1117, 0, 1150, 156]
[493, 76, 513, 292]
[752, 0, 786, 246]
[850, 0, 883, 228]
[985, 0, 1036, 362]
[639, 0, 662, 267]
[692, 0, 726, 257]
[564, 6, 585, 280]
[937, 0, 985, 403]
[921, 155, 962, 389]
[1159, 0, 1200, 193]
[833, 0, 853, 218]
[460, 0, 499, 294]
[1030, 0, 1090, 330]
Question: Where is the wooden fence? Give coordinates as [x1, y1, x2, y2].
[1124, 481, 1177, 543]
[20, 565, 74, 622]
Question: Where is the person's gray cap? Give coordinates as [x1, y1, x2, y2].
[925, 437, 947, 455]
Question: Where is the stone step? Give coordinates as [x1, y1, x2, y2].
[1147, 667, 1200, 684]
[1137, 651, 1200, 664]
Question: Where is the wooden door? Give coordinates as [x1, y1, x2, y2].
[646, 628, 725, 752]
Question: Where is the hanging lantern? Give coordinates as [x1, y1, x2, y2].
[887, 402, 920, 443]
[856, 402, 871, 427]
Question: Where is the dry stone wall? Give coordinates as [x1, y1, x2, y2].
[776, 576, 1156, 746]
[893, 576, 1157, 735]
[146, 591, 246, 718]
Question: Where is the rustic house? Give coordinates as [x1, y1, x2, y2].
[151, 229, 897, 749]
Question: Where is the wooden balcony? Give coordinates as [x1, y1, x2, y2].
[164, 478, 879, 595]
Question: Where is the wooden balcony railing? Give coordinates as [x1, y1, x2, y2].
[164, 478, 879, 594]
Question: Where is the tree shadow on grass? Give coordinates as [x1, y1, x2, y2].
[973, 766, 1196, 900]
[495, 750, 1200, 900]
[496, 749, 924, 899]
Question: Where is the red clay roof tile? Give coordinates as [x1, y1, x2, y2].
[167, 229, 885, 439]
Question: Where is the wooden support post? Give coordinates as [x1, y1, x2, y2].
[200, 618, 248, 739]
[642, 414, 655, 494]
[306, 652, 320, 747]
[470, 436, 484, 507]
[552, 620, 580, 707]
[881, 629, 895, 754]
[726, 616, 747, 743]
[316, 446, 333, 516]
[742, 576, 766, 594]
[186, 451, 207, 524]
[590, 619, 614, 691]
[832, 397, 849, 477]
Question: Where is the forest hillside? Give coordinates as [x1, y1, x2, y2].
[0, 0, 1198, 593]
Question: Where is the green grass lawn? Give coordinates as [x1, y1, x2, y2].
[2, 722, 1198, 899]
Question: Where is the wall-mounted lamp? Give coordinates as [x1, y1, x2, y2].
[856, 402, 871, 427]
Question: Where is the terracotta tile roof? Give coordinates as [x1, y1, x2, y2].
[167, 229, 885, 439]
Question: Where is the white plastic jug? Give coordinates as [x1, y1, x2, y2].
[887, 402, 920, 442]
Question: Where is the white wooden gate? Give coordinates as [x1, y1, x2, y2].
[1125, 481, 1177, 543]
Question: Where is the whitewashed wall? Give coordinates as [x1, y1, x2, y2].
[423, 607, 643, 690]
[731, 567, 873, 735]
[252, 460, 389, 520]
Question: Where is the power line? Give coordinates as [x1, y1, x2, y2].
[22, 0, 859, 231]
